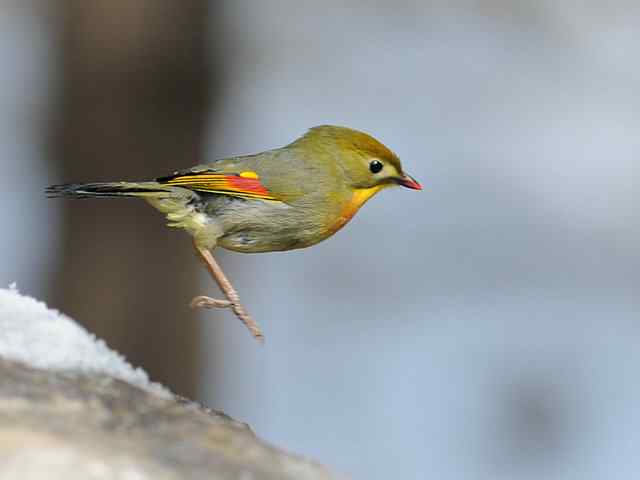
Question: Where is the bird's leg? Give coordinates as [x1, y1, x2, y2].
[190, 240, 264, 342]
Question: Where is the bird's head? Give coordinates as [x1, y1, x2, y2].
[290, 125, 421, 192]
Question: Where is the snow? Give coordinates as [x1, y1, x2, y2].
[0, 285, 171, 397]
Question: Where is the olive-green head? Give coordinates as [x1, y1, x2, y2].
[290, 125, 422, 191]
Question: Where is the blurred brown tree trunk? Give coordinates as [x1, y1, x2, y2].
[51, 1, 221, 397]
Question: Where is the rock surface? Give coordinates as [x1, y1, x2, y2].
[0, 359, 341, 479]
[0, 288, 341, 479]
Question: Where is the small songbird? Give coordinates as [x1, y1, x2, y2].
[47, 125, 421, 341]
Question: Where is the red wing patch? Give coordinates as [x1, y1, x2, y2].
[159, 171, 280, 201]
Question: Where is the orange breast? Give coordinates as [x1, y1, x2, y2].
[328, 185, 386, 234]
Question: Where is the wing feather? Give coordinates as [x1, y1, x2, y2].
[157, 170, 280, 201]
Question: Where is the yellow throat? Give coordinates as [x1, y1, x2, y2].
[329, 184, 387, 234]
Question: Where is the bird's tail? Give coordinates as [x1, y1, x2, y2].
[45, 181, 171, 199]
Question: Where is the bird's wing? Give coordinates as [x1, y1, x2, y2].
[156, 168, 282, 202]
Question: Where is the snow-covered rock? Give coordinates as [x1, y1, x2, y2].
[0, 287, 341, 480]
[0, 286, 168, 397]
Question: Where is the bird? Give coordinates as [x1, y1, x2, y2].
[46, 125, 422, 342]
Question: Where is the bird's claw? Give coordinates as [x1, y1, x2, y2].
[190, 295, 233, 309]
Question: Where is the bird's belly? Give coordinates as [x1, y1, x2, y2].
[211, 199, 323, 253]
[218, 225, 324, 253]
[208, 187, 380, 253]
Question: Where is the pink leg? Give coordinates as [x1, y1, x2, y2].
[190, 240, 264, 342]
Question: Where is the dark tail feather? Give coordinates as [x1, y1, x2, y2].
[45, 182, 169, 199]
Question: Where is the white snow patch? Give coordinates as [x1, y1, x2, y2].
[0, 286, 171, 398]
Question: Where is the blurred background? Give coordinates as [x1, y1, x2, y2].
[1, 1, 638, 479]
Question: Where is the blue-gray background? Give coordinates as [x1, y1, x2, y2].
[2, 2, 638, 479]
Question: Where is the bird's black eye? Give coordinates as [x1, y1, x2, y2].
[369, 160, 383, 174]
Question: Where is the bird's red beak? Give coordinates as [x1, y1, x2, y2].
[397, 174, 422, 190]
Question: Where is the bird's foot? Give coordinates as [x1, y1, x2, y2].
[190, 295, 233, 309]
[190, 294, 264, 343]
